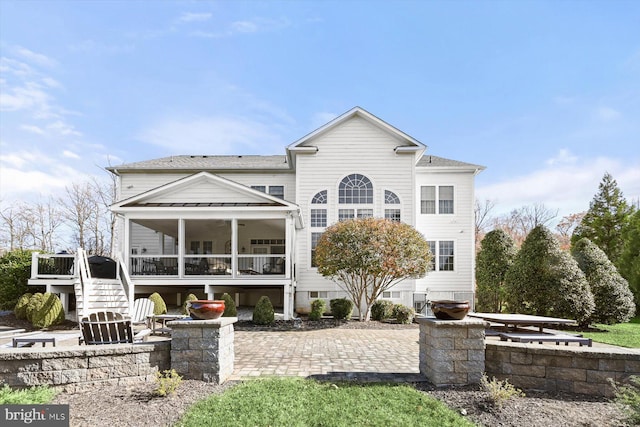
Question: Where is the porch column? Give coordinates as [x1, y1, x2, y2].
[283, 283, 291, 321]
[231, 219, 238, 277]
[124, 218, 131, 273]
[178, 219, 185, 277]
[285, 214, 294, 279]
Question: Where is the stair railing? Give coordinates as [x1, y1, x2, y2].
[115, 253, 135, 316]
[76, 248, 93, 321]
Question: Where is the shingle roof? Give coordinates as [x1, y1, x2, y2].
[416, 155, 485, 170]
[108, 155, 291, 172]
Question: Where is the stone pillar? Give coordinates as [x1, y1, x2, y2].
[168, 317, 237, 384]
[417, 317, 487, 386]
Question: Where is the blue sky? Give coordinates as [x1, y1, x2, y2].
[1, 0, 638, 221]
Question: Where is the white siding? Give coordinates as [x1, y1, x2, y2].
[119, 172, 295, 202]
[293, 116, 418, 305]
[414, 170, 476, 295]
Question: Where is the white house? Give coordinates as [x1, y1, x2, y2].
[29, 107, 484, 320]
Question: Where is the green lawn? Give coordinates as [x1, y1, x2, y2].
[576, 317, 640, 348]
[176, 377, 474, 427]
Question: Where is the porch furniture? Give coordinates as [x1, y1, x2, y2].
[13, 337, 56, 348]
[498, 332, 592, 347]
[131, 298, 155, 327]
[80, 311, 151, 345]
[468, 312, 577, 333]
[148, 314, 188, 335]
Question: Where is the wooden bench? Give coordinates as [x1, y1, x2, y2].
[80, 312, 151, 345]
[12, 337, 56, 348]
[499, 332, 592, 347]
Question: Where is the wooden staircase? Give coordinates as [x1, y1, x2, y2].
[74, 249, 131, 321]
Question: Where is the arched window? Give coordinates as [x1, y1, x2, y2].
[384, 190, 400, 204]
[339, 174, 373, 204]
[310, 190, 327, 228]
[311, 190, 327, 204]
[384, 190, 401, 222]
[338, 174, 373, 221]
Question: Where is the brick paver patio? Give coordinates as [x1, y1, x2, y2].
[231, 327, 424, 382]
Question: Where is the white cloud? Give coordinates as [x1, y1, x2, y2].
[545, 148, 577, 166]
[20, 124, 45, 135]
[63, 150, 80, 159]
[137, 115, 285, 154]
[191, 17, 290, 38]
[178, 12, 212, 23]
[594, 106, 621, 121]
[477, 150, 640, 220]
[231, 21, 259, 33]
[0, 149, 89, 201]
[47, 120, 82, 137]
[13, 46, 57, 68]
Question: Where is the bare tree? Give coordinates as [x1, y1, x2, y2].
[556, 212, 585, 250]
[492, 203, 559, 247]
[26, 198, 64, 252]
[59, 181, 113, 255]
[475, 199, 496, 236]
[0, 202, 30, 250]
[91, 170, 117, 256]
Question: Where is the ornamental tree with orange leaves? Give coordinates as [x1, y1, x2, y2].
[315, 218, 431, 321]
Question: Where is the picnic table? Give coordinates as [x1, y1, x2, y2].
[468, 312, 577, 333]
[467, 312, 589, 346]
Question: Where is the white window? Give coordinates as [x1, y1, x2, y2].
[384, 190, 401, 222]
[252, 185, 285, 199]
[311, 232, 323, 267]
[339, 174, 373, 204]
[382, 291, 401, 299]
[311, 209, 327, 227]
[421, 186, 454, 214]
[309, 291, 328, 299]
[427, 240, 455, 271]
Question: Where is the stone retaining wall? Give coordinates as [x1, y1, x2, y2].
[169, 317, 236, 384]
[417, 317, 486, 386]
[0, 342, 170, 391]
[485, 340, 640, 396]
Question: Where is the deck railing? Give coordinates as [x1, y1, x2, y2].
[30, 252, 287, 279]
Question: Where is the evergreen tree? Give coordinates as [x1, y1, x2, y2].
[618, 210, 640, 307]
[506, 225, 594, 325]
[476, 229, 517, 312]
[572, 238, 635, 324]
[571, 173, 633, 265]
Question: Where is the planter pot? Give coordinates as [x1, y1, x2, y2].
[430, 300, 470, 320]
[187, 300, 225, 320]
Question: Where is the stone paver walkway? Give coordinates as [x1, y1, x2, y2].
[231, 328, 424, 382]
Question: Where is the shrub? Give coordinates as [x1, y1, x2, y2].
[330, 298, 353, 320]
[505, 225, 595, 325]
[155, 369, 182, 397]
[0, 384, 57, 404]
[182, 293, 198, 315]
[476, 229, 517, 313]
[610, 375, 640, 425]
[481, 374, 525, 408]
[309, 299, 326, 321]
[371, 300, 394, 321]
[14, 293, 32, 320]
[253, 296, 275, 325]
[572, 238, 635, 324]
[29, 293, 65, 329]
[392, 304, 415, 324]
[0, 250, 43, 310]
[149, 292, 167, 315]
[25, 293, 45, 323]
[221, 293, 237, 317]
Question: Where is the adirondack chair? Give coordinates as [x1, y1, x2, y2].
[80, 311, 151, 345]
[131, 298, 155, 327]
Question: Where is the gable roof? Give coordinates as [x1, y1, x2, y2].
[108, 155, 290, 174]
[112, 171, 301, 216]
[286, 106, 426, 163]
[416, 155, 485, 172]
